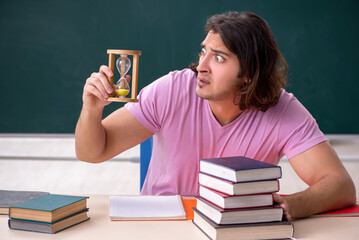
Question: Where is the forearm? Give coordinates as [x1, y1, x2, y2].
[75, 106, 107, 163]
[283, 174, 356, 219]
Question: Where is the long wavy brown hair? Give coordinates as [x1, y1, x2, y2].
[190, 11, 287, 112]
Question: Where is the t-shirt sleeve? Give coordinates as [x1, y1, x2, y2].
[124, 73, 173, 134]
[278, 96, 327, 159]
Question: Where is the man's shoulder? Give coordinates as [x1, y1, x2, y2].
[149, 68, 197, 97]
[163, 68, 197, 85]
[257, 89, 307, 124]
[267, 89, 298, 113]
[277, 89, 296, 105]
[170, 68, 197, 78]
[270, 89, 315, 125]
[125, 69, 198, 132]
[138, 68, 199, 106]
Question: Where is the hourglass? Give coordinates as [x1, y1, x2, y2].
[106, 49, 141, 102]
[115, 55, 131, 98]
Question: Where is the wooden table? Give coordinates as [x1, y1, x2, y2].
[1, 195, 359, 239]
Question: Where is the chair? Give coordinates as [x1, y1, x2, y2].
[140, 136, 153, 190]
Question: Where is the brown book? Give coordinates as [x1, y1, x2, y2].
[193, 208, 294, 240]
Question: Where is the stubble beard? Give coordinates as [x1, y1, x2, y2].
[196, 84, 238, 102]
[196, 85, 213, 100]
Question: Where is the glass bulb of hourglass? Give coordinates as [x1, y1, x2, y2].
[115, 54, 131, 98]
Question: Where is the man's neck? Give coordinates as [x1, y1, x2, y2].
[208, 100, 244, 126]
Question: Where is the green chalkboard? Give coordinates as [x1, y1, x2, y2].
[0, 0, 358, 133]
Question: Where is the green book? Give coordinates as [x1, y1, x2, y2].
[9, 194, 89, 223]
[9, 209, 90, 234]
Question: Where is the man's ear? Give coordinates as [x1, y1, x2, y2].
[241, 76, 251, 85]
[244, 76, 252, 84]
[238, 70, 251, 84]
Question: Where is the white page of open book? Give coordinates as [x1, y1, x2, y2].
[109, 195, 186, 220]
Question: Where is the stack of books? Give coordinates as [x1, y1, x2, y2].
[8, 194, 90, 234]
[193, 156, 294, 240]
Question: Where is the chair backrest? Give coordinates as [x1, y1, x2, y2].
[139, 136, 153, 190]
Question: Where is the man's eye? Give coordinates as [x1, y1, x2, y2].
[216, 55, 225, 62]
[200, 48, 207, 56]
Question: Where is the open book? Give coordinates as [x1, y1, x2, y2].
[109, 195, 187, 220]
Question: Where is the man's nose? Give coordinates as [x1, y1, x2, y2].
[197, 55, 210, 74]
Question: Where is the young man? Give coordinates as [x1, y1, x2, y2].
[75, 12, 356, 220]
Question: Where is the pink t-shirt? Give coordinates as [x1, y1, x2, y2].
[125, 69, 326, 196]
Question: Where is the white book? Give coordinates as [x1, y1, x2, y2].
[109, 195, 187, 220]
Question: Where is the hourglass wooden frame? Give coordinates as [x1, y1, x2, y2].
[107, 49, 141, 102]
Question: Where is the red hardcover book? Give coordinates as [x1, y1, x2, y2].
[279, 194, 359, 218]
[196, 197, 283, 225]
[199, 172, 280, 196]
[199, 185, 273, 209]
[312, 204, 359, 217]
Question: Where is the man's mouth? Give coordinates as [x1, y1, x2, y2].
[197, 76, 210, 87]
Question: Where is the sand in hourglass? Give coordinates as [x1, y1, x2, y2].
[115, 89, 129, 97]
[115, 78, 129, 97]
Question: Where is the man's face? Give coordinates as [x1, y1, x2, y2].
[196, 31, 242, 102]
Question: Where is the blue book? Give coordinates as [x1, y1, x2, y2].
[199, 156, 282, 182]
[9, 194, 88, 223]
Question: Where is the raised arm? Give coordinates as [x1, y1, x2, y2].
[75, 65, 153, 163]
[274, 141, 356, 220]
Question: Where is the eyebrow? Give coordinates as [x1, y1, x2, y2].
[201, 43, 230, 57]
